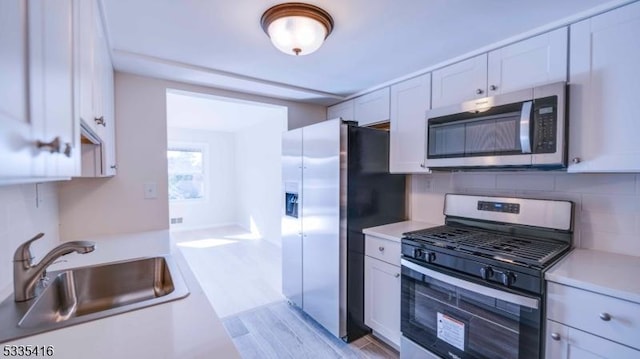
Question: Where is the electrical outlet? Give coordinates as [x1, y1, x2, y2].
[170, 217, 183, 224]
[424, 178, 432, 191]
[144, 182, 157, 199]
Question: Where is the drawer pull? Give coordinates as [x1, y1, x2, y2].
[550, 332, 561, 341]
[378, 246, 385, 252]
[600, 312, 612, 321]
[394, 273, 400, 278]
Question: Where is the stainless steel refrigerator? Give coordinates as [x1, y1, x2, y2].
[281, 118, 406, 342]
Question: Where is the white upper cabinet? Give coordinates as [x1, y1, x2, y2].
[431, 54, 487, 109]
[1, 0, 76, 180]
[431, 29, 568, 110]
[73, 0, 116, 177]
[93, 4, 117, 176]
[0, 0, 33, 178]
[354, 87, 390, 126]
[327, 100, 354, 121]
[75, 0, 96, 133]
[488, 28, 568, 95]
[568, 1, 640, 172]
[33, 0, 76, 177]
[389, 74, 431, 173]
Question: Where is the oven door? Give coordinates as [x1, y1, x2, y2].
[401, 259, 541, 359]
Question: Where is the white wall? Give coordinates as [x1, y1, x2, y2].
[409, 172, 640, 256]
[0, 183, 60, 295]
[235, 117, 287, 247]
[58, 73, 326, 240]
[167, 128, 236, 230]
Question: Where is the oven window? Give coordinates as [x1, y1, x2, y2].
[401, 266, 541, 359]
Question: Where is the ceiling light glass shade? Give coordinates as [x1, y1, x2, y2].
[261, 3, 334, 56]
[268, 16, 326, 56]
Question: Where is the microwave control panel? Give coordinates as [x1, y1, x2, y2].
[532, 96, 558, 153]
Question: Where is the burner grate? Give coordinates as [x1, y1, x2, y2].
[404, 225, 568, 268]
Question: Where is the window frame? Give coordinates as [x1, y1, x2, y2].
[167, 142, 209, 203]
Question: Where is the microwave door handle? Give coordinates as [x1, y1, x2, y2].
[519, 101, 533, 154]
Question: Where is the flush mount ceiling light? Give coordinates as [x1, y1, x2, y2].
[260, 2, 334, 56]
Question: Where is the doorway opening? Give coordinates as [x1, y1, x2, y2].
[165, 88, 287, 317]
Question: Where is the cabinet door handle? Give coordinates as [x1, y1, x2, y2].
[36, 137, 61, 154]
[94, 116, 106, 127]
[550, 332, 561, 341]
[476, 88, 484, 95]
[394, 273, 400, 278]
[572, 157, 581, 164]
[110, 164, 118, 170]
[599, 312, 612, 321]
[63, 143, 72, 158]
[489, 85, 498, 91]
[420, 163, 427, 168]
[378, 246, 385, 252]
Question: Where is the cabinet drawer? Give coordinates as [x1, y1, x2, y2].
[547, 282, 640, 349]
[365, 235, 400, 266]
[546, 319, 640, 359]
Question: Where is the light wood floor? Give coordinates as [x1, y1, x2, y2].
[172, 225, 283, 318]
[173, 226, 399, 359]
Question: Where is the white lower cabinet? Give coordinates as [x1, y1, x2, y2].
[364, 235, 401, 348]
[546, 281, 640, 358]
[546, 320, 640, 359]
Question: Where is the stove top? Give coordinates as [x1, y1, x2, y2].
[404, 225, 569, 269]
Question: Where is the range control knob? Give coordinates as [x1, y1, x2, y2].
[500, 271, 516, 286]
[480, 266, 494, 280]
[426, 252, 436, 263]
[413, 248, 424, 259]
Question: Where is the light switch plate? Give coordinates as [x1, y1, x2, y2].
[144, 182, 157, 199]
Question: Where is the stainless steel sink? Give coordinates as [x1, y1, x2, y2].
[0, 256, 189, 342]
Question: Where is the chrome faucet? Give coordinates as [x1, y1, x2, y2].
[13, 233, 96, 302]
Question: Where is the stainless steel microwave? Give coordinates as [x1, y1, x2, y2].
[425, 82, 567, 170]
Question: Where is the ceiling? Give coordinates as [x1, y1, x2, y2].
[166, 90, 288, 132]
[102, 0, 618, 105]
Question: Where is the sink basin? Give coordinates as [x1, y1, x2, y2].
[0, 255, 189, 342]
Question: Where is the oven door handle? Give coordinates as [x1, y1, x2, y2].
[401, 259, 539, 309]
[519, 101, 533, 154]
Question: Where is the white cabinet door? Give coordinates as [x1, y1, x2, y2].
[364, 256, 401, 347]
[389, 74, 431, 173]
[73, 0, 116, 177]
[74, 0, 97, 133]
[546, 320, 640, 359]
[32, 0, 75, 177]
[327, 100, 354, 121]
[0, 0, 34, 178]
[354, 87, 390, 126]
[568, 1, 640, 172]
[488, 27, 567, 95]
[431, 54, 487, 109]
[1, 0, 75, 179]
[101, 53, 117, 176]
[94, 6, 116, 176]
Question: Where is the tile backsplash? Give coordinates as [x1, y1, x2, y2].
[410, 172, 640, 257]
[0, 183, 60, 295]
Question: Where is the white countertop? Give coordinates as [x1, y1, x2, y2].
[363, 220, 442, 242]
[546, 248, 640, 304]
[0, 230, 241, 359]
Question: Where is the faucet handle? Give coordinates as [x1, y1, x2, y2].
[13, 233, 45, 263]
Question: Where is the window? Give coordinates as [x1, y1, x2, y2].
[167, 145, 206, 200]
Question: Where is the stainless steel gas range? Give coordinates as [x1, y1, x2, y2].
[400, 194, 573, 359]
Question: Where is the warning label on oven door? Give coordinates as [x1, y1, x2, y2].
[437, 312, 465, 351]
